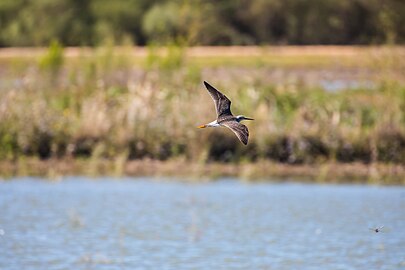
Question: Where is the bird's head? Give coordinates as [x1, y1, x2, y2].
[236, 115, 254, 122]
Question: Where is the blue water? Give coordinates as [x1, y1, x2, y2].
[0, 178, 404, 270]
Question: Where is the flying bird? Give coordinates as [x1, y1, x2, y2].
[198, 81, 254, 145]
[369, 226, 384, 233]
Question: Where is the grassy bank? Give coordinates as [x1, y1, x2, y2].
[1, 158, 404, 185]
[0, 45, 404, 183]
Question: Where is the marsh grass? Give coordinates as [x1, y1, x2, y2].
[0, 45, 404, 181]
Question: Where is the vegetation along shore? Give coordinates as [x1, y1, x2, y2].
[0, 45, 404, 184]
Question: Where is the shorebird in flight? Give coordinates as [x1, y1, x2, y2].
[369, 226, 384, 233]
[198, 81, 253, 145]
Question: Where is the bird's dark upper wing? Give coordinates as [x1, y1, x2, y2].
[203, 81, 232, 117]
[221, 120, 249, 145]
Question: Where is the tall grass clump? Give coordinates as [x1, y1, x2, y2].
[39, 40, 64, 74]
[145, 43, 185, 71]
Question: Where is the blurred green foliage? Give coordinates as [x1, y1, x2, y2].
[0, 0, 404, 46]
[146, 43, 185, 70]
[39, 40, 64, 72]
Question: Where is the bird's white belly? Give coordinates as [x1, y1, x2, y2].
[207, 120, 221, 127]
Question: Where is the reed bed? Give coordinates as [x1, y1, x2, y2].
[0, 45, 404, 182]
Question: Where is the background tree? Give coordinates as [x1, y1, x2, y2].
[0, 0, 404, 46]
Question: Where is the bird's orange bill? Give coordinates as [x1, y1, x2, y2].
[197, 125, 207, 128]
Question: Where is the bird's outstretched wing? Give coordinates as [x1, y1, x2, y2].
[222, 120, 249, 145]
[203, 81, 232, 117]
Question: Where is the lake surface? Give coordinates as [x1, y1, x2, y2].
[0, 178, 404, 270]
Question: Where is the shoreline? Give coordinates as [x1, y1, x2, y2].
[0, 158, 403, 185]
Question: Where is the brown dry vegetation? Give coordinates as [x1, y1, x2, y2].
[0, 45, 404, 183]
